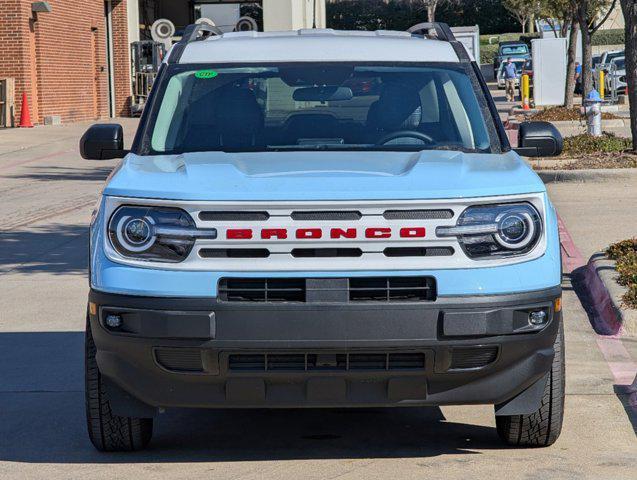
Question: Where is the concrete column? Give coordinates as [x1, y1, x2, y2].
[127, 0, 140, 43]
[263, 0, 326, 31]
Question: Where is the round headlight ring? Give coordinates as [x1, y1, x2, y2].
[494, 211, 536, 250]
[116, 215, 156, 252]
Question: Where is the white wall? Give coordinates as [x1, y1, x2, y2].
[127, 0, 140, 42]
[263, 0, 326, 31]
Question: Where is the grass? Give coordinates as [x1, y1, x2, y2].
[606, 239, 637, 309]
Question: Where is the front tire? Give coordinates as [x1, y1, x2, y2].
[495, 320, 565, 447]
[85, 316, 153, 451]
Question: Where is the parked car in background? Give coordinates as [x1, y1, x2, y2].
[496, 58, 526, 90]
[598, 49, 624, 68]
[494, 41, 530, 77]
[605, 56, 627, 94]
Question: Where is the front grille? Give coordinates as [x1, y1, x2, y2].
[349, 277, 436, 302]
[291, 210, 362, 220]
[198, 211, 269, 221]
[200, 248, 270, 258]
[291, 248, 362, 258]
[155, 348, 204, 372]
[228, 352, 426, 372]
[449, 346, 499, 370]
[383, 209, 454, 220]
[383, 247, 454, 257]
[218, 276, 436, 303]
[219, 278, 306, 302]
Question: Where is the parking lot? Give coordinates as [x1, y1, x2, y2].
[0, 110, 636, 479]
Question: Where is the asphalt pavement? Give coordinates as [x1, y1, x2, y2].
[0, 118, 635, 479]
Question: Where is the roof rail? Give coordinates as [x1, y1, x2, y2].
[407, 22, 456, 42]
[167, 23, 223, 64]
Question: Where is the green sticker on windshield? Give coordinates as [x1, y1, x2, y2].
[195, 69, 218, 79]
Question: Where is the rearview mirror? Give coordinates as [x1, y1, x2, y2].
[80, 124, 128, 160]
[293, 86, 353, 102]
[514, 121, 563, 157]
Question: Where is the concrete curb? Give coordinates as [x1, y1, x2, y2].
[556, 215, 632, 336]
[586, 253, 637, 337]
[537, 168, 637, 184]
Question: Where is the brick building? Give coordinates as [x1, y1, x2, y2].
[0, 0, 325, 126]
[0, 0, 133, 125]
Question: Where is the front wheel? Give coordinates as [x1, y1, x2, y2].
[85, 316, 153, 451]
[495, 320, 565, 447]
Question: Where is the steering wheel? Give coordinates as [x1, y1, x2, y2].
[377, 130, 436, 146]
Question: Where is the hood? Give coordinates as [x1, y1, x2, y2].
[103, 150, 545, 201]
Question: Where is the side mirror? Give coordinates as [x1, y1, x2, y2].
[80, 124, 128, 160]
[514, 121, 563, 157]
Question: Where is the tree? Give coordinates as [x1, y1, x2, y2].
[571, 0, 616, 98]
[539, 0, 579, 106]
[415, 0, 458, 22]
[620, 0, 636, 151]
[502, 0, 542, 33]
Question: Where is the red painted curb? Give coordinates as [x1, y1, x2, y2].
[557, 214, 621, 335]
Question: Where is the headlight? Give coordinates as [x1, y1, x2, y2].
[108, 206, 217, 262]
[436, 203, 542, 259]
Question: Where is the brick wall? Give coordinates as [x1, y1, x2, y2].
[0, 0, 132, 125]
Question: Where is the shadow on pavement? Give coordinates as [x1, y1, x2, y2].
[569, 269, 637, 438]
[0, 224, 88, 275]
[0, 331, 503, 464]
[2, 165, 114, 182]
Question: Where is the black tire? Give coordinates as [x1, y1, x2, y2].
[85, 316, 153, 451]
[495, 320, 565, 447]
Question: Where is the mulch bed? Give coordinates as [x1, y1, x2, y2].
[528, 107, 621, 122]
[544, 152, 637, 170]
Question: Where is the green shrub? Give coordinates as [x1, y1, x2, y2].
[481, 44, 499, 64]
[592, 29, 625, 46]
[607, 239, 637, 309]
[562, 133, 633, 156]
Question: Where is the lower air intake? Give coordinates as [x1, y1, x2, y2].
[449, 346, 499, 370]
[155, 348, 204, 373]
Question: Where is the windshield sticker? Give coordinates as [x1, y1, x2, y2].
[195, 69, 218, 79]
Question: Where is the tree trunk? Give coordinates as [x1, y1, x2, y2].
[576, 1, 594, 97]
[427, 4, 436, 22]
[565, 19, 580, 108]
[620, 0, 637, 151]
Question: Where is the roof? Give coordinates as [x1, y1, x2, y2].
[174, 29, 460, 64]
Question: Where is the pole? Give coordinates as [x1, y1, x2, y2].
[599, 70, 605, 99]
[521, 74, 530, 110]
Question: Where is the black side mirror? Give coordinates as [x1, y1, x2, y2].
[80, 124, 128, 160]
[514, 121, 563, 158]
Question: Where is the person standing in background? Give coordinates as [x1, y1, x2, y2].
[504, 58, 518, 102]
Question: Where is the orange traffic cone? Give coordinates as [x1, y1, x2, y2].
[19, 92, 34, 128]
[522, 96, 531, 111]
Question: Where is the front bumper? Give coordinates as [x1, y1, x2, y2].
[88, 286, 561, 412]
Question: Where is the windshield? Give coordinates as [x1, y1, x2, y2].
[613, 58, 625, 70]
[501, 45, 528, 56]
[145, 63, 494, 154]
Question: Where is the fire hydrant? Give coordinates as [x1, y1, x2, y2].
[583, 90, 603, 137]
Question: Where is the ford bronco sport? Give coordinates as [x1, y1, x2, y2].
[81, 23, 565, 451]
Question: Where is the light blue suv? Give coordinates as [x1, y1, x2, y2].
[81, 23, 565, 451]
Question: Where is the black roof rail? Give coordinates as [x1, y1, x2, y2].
[407, 22, 456, 42]
[407, 22, 471, 63]
[167, 23, 223, 64]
